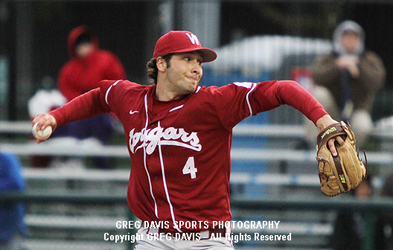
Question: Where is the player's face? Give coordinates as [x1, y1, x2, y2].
[341, 31, 360, 53]
[354, 180, 372, 198]
[76, 42, 93, 58]
[164, 52, 203, 97]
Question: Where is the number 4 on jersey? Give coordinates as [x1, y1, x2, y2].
[183, 157, 197, 179]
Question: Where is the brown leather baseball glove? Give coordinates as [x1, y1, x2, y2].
[316, 121, 367, 197]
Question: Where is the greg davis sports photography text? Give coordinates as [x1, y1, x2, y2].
[103, 220, 292, 244]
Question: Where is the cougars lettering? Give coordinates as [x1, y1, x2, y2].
[128, 127, 202, 154]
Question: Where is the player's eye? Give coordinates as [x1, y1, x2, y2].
[182, 55, 202, 65]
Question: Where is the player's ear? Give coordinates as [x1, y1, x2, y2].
[156, 56, 167, 72]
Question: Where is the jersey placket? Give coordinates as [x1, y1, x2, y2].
[143, 94, 181, 232]
[142, 94, 159, 219]
[156, 120, 182, 232]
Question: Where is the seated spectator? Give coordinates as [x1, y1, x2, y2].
[331, 176, 376, 250]
[374, 173, 393, 250]
[304, 20, 385, 149]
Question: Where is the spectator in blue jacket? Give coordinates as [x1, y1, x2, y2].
[0, 152, 27, 250]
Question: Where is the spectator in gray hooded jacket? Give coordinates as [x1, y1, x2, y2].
[304, 20, 385, 147]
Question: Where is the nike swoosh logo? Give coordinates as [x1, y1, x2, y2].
[129, 110, 139, 115]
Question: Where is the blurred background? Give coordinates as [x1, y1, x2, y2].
[1, 0, 393, 250]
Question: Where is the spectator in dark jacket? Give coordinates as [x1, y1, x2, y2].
[331, 176, 377, 250]
[374, 173, 393, 250]
[305, 20, 385, 148]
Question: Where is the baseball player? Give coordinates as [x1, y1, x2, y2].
[33, 30, 343, 249]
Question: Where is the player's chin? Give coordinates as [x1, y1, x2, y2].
[189, 84, 198, 93]
[185, 81, 198, 92]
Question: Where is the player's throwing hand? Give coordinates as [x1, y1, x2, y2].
[31, 114, 57, 143]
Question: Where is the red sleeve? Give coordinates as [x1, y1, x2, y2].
[251, 80, 327, 124]
[49, 88, 109, 127]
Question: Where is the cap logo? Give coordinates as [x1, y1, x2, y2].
[153, 31, 216, 62]
[185, 33, 200, 46]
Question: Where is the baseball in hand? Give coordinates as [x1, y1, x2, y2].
[32, 122, 52, 140]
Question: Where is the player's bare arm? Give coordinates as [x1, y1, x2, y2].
[315, 114, 345, 156]
[31, 113, 57, 143]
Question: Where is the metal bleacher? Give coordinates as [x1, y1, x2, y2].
[0, 110, 392, 250]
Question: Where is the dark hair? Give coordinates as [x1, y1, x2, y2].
[381, 173, 393, 197]
[75, 32, 92, 46]
[146, 54, 173, 84]
[350, 174, 373, 196]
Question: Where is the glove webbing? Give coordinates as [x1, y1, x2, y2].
[317, 123, 345, 151]
[317, 122, 349, 192]
[333, 154, 349, 192]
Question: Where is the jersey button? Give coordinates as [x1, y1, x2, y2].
[153, 177, 159, 181]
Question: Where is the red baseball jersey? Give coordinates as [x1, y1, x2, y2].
[51, 79, 326, 233]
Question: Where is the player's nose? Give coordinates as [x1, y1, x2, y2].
[190, 61, 202, 75]
[191, 68, 202, 81]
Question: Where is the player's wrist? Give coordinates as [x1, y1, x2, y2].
[316, 115, 337, 133]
